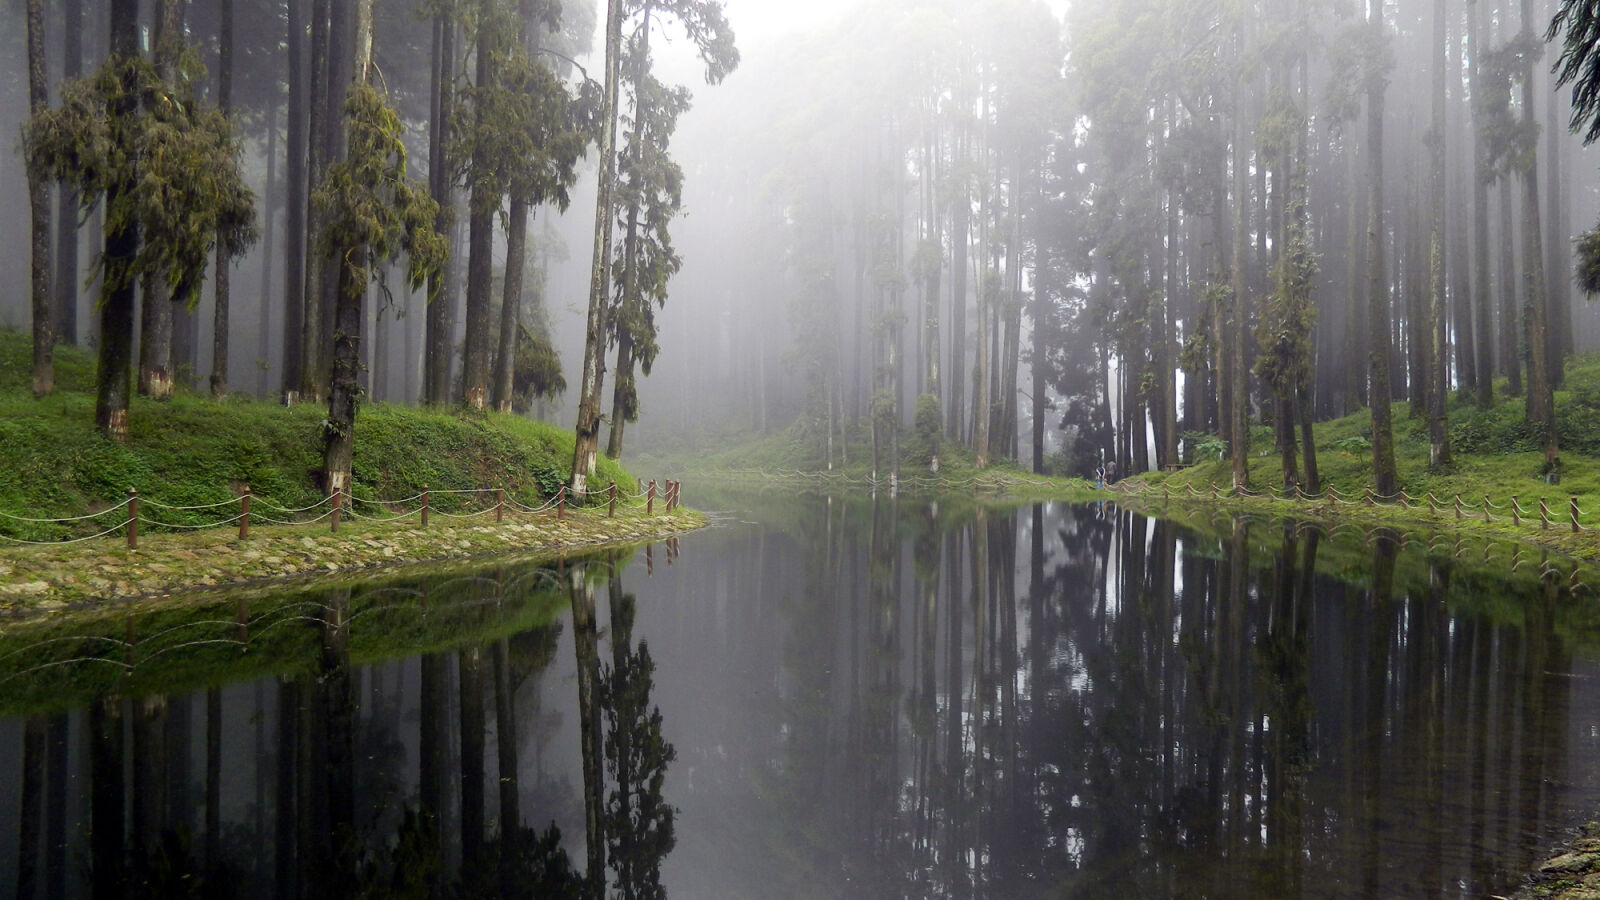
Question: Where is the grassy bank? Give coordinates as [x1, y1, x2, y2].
[0, 330, 638, 543]
[1123, 355, 1600, 560]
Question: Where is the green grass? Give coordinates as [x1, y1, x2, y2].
[0, 329, 634, 540]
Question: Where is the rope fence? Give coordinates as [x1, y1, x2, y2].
[0, 476, 687, 550]
[1116, 478, 1600, 537]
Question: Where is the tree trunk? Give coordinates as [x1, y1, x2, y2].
[1427, 0, 1452, 468]
[1500, 179, 1523, 395]
[492, 201, 528, 413]
[493, 638, 520, 895]
[1231, 37, 1251, 490]
[210, 0, 234, 398]
[424, 10, 455, 405]
[948, 127, 968, 442]
[1469, 0, 1495, 408]
[322, 248, 364, 494]
[570, 0, 625, 494]
[300, 0, 331, 404]
[259, 76, 279, 398]
[27, 0, 52, 397]
[282, 0, 308, 402]
[1367, 0, 1398, 497]
[54, 0, 83, 348]
[1520, 0, 1557, 469]
[461, 0, 497, 410]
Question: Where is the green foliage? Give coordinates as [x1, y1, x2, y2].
[25, 53, 258, 308]
[1576, 228, 1600, 296]
[1189, 433, 1228, 462]
[1332, 434, 1373, 461]
[1550, 0, 1600, 144]
[316, 82, 446, 305]
[908, 393, 942, 467]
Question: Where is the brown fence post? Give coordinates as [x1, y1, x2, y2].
[1454, 494, 1462, 521]
[496, 487, 504, 524]
[1365, 488, 1374, 507]
[1573, 496, 1582, 533]
[1540, 497, 1550, 530]
[1512, 496, 1521, 527]
[1484, 495, 1492, 523]
[609, 481, 617, 518]
[421, 486, 430, 529]
[127, 488, 139, 550]
[648, 480, 656, 515]
[239, 487, 251, 541]
[558, 485, 566, 520]
[331, 488, 342, 533]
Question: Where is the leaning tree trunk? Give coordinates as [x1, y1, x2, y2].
[571, 0, 625, 494]
[210, 0, 235, 398]
[27, 0, 51, 397]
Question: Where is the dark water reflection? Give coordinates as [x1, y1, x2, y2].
[5, 498, 1600, 898]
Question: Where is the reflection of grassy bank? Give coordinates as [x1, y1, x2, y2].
[1126, 498, 1600, 655]
[0, 548, 626, 716]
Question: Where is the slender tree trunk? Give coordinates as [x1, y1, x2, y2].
[300, 0, 331, 404]
[570, 0, 625, 493]
[27, 0, 52, 397]
[1519, 0, 1557, 469]
[1427, 0, 1452, 468]
[1469, 0, 1495, 407]
[1231, 38, 1252, 490]
[1343, 132, 1368, 413]
[282, 0, 307, 403]
[210, 0, 235, 398]
[461, 0, 497, 410]
[1545, 7, 1572, 383]
[1368, 0, 1398, 497]
[54, 0, 82, 349]
[1500, 179, 1523, 395]
[948, 127, 968, 442]
[607, 5, 655, 459]
[424, 10, 455, 405]
[257, 76, 279, 396]
[493, 200, 529, 413]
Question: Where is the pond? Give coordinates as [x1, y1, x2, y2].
[4, 493, 1600, 898]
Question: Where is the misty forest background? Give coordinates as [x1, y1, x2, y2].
[7, 0, 1600, 489]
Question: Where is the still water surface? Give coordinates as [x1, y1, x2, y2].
[4, 495, 1600, 898]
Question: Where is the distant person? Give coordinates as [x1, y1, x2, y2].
[1095, 465, 1105, 489]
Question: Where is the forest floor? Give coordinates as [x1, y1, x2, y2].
[0, 330, 698, 608]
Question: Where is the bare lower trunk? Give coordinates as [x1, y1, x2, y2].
[27, 0, 52, 396]
[139, 275, 174, 398]
[570, 0, 624, 494]
[491, 200, 529, 412]
[607, 330, 636, 459]
[321, 250, 364, 494]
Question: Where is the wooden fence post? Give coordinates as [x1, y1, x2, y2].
[1365, 488, 1374, 507]
[558, 485, 566, 520]
[1540, 497, 1550, 530]
[1573, 496, 1582, 533]
[421, 486, 430, 529]
[496, 487, 504, 524]
[1512, 496, 1521, 527]
[239, 487, 251, 541]
[1484, 495, 1491, 523]
[1454, 494, 1462, 521]
[127, 488, 138, 550]
[648, 480, 656, 515]
[609, 481, 617, 518]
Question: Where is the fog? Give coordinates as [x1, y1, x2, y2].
[5, 0, 1600, 479]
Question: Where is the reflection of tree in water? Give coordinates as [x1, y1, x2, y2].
[601, 574, 677, 900]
